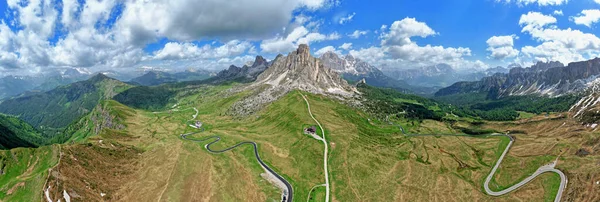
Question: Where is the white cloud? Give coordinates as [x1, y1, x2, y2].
[315, 46, 341, 56]
[381, 18, 437, 46]
[260, 26, 339, 53]
[348, 30, 369, 39]
[553, 10, 563, 16]
[519, 12, 557, 32]
[517, 11, 600, 64]
[486, 35, 519, 59]
[347, 18, 474, 70]
[596, 0, 600, 4]
[0, 0, 336, 75]
[571, 10, 600, 27]
[153, 40, 253, 60]
[496, 0, 568, 6]
[339, 43, 352, 50]
[338, 12, 356, 24]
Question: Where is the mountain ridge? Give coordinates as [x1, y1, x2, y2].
[436, 58, 600, 98]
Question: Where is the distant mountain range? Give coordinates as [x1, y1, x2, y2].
[0, 74, 133, 129]
[0, 68, 92, 100]
[319, 52, 434, 94]
[382, 64, 510, 88]
[129, 69, 214, 86]
[209, 56, 270, 83]
[436, 59, 600, 98]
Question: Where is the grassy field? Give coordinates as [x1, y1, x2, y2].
[0, 145, 59, 201]
[2, 84, 597, 201]
[518, 111, 537, 120]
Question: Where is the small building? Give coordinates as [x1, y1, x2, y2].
[304, 126, 317, 135]
[195, 121, 203, 128]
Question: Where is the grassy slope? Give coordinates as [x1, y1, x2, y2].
[0, 114, 44, 149]
[0, 145, 59, 201]
[0, 83, 571, 201]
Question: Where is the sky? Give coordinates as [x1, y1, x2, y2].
[0, 0, 600, 76]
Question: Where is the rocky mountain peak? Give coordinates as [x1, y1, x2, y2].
[297, 44, 310, 56]
[229, 45, 356, 116]
[321, 51, 339, 60]
[252, 56, 268, 67]
[344, 54, 355, 61]
[254, 44, 354, 96]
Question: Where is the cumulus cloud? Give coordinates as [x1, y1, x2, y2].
[571, 10, 600, 28]
[496, 0, 568, 6]
[152, 40, 253, 60]
[339, 43, 352, 50]
[338, 12, 356, 24]
[518, 12, 600, 64]
[486, 35, 519, 59]
[260, 26, 340, 53]
[347, 18, 474, 70]
[380, 18, 437, 46]
[0, 0, 335, 75]
[348, 30, 369, 39]
[315, 46, 341, 56]
[519, 11, 557, 31]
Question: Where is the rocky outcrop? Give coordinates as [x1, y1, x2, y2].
[436, 58, 600, 98]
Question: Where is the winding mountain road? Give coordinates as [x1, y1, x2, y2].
[180, 134, 293, 202]
[300, 93, 330, 202]
[483, 134, 568, 202]
[170, 107, 293, 202]
[394, 123, 567, 201]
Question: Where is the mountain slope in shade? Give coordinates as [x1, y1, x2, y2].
[0, 114, 44, 149]
[0, 74, 133, 129]
[436, 59, 600, 98]
[319, 51, 435, 94]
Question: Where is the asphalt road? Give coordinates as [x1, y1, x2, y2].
[483, 134, 568, 202]
[158, 106, 293, 202]
[395, 124, 568, 201]
[181, 134, 293, 202]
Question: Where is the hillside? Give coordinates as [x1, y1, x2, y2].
[0, 114, 44, 149]
[0, 74, 133, 130]
[34, 81, 593, 201]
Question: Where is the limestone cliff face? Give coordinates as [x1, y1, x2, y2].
[228, 44, 356, 116]
[254, 44, 354, 96]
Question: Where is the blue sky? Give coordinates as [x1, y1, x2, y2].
[0, 0, 599, 76]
